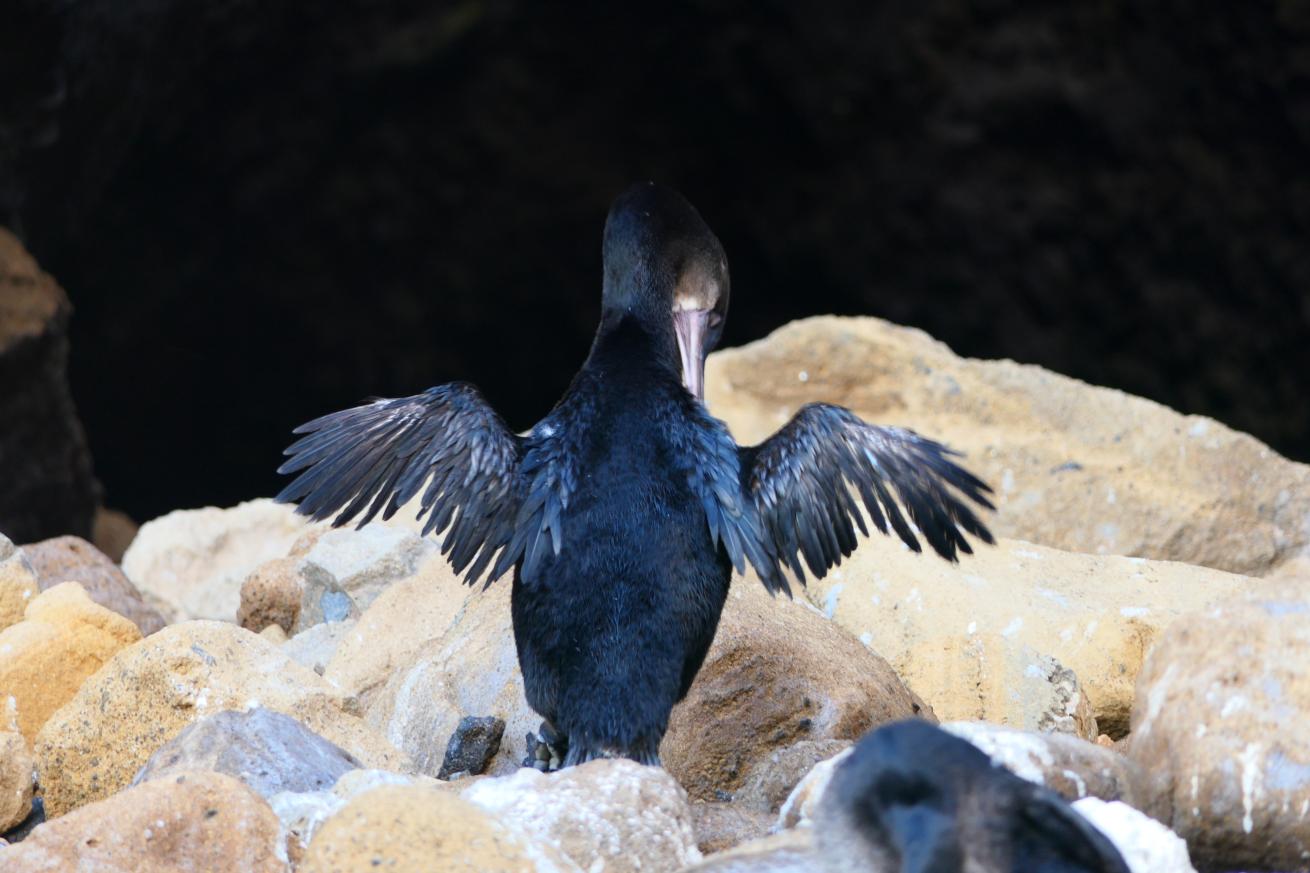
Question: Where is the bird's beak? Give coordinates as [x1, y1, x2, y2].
[673, 308, 709, 401]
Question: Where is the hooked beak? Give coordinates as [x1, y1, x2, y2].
[673, 308, 709, 401]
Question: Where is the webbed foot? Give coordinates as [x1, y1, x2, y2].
[523, 719, 568, 772]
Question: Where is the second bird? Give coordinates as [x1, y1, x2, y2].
[276, 182, 995, 768]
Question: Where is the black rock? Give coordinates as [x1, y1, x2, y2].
[438, 715, 505, 780]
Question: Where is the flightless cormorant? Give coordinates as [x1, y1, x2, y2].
[817, 720, 1131, 873]
[276, 183, 995, 768]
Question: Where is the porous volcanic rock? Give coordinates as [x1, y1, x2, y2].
[34, 620, 408, 816]
[1128, 580, 1310, 872]
[22, 534, 165, 634]
[0, 771, 289, 871]
[0, 731, 34, 832]
[662, 578, 932, 803]
[0, 581, 141, 742]
[706, 316, 1310, 577]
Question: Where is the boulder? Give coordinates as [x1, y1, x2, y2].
[777, 747, 851, 830]
[0, 229, 98, 545]
[0, 582, 141, 742]
[365, 581, 537, 777]
[461, 759, 701, 873]
[0, 771, 288, 871]
[282, 619, 355, 675]
[22, 535, 165, 634]
[806, 535, 1247, 737]
[678, 831, 815, 873]
[293, 525, 436, 631]
[1128, 580, 1310, 871]
[439, 715, 506, 780]
[662, 578, 933, 802]
[34, 620, 408, 816]
[1072, 798, 1196, 873]
[706, 316, 1310, 577]
[734, 739, 852, 815]
[300, 783, 580, 873]
[269, 768, 444, 858]
[689, 802, 774, 855]
[237, 554, 303, 633]
[132, 707, 360, 798]
[0, 731, 34, 832]
[0, 535, 38, 632]
[122, 499, 316, 622]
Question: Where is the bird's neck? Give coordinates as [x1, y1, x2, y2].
[586, 309, 681, 386]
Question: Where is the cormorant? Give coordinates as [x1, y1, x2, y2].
[816, 720, 1131, 873]
[276, 183, 994, 768]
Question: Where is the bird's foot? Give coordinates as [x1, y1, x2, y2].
[522, 720, 568, 772]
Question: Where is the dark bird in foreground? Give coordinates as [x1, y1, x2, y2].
[276, 183, 994, 767]
[817, 720, 1131, 873]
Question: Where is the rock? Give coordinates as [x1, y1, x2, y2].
[366, 580, 538, 777]
[678, 831, 815, 873]
[461, 759, 701, 873]
[0, 582, 142, 742]
[259, 623, 288, 643]
[735, 739, 852, 815]
[0, 535, 38, 632]
[91, 506, 137, 564]
[300, 783, 580, 873]
[22, 535, 165, 634]
[0, 732, 34, 832]
[439, 715, 505, 780]
[132, 707, 360, 798]
[0, 229, 98, 545]
[294, 525, 436, 631]
[323, 550, 472, 705]
[122, 498, 317, 622]
[237, 555, 304, 634]
[1073, 798, 1197, 873]
[0, 770, 289, 871]
[807, 535, 1248, 737]
[269, 768, 444, 858]
[2, 798, 44, 844]
[662, 578, 932, 802]
[777, 747, 851, 829]
[689, 802, 774, 855]
[942, 721, 1162, 820]
[1128, 580, 1310, 872]
[34, 619, 409, 816]
[282, 619, 355, 675]
[707, 316, 1310, 577]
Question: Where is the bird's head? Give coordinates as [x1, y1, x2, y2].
[601, 181, 729, 401]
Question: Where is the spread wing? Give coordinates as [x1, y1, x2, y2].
[741, 403, 994, 588]
[276, 382, 565, 587]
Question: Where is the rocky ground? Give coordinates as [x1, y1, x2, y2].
[0, 315, 1306, 872]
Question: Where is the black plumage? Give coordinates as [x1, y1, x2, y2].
[816, 720, 1131, 873]
[276, 182, 994, 766]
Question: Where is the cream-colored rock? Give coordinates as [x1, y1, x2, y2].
[679, 830, 816, 873]
[324, 551, 472, 705]
[706, 316, 1310, 577]
[777, 747, 851, 829]
[0, 731, 34, 831]
[283, 619, 355, 675]
[270, 769, 443, 857]
[300, 783, 580, 873]
[807, 536, 1248, 737]
[690, 802, 774, 855]
[0, 582, 141, 742]
[365, 581, 535, 777]
[1128, 580, 1310, 872]
[34, 620, 409, 816]
[1072, 798, 1196, 873]
[295, 525, 436, 630]
[461, 759, 701, 873]
[122, 498, 317, 622]
[0, 770, 289, 871]
[0, 534, 38, 632]
[663, 579, 932, 803]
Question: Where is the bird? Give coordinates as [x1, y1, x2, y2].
[815, 720, 1131, 873]
[275, 182, 995, 769]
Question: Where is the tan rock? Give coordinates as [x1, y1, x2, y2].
[238, 555, 303, 633]
[22, 534, 166, 634]
[91, 506, 138, 564]
[663, 578, 932, 803]
[680, 830, 816, 873]
[0, 534, 38, 632]
[365, 581, 536, 777]
[1128, 579, 1310, 872]
[807, 535, 1248, 737]
[735, 739, 852, 815]
[0, 731, 34, 831]
[460, 759, 701, 873]
[0, 582, 142, 742]
[34, 620, 409, 817]
[777, 746, 851, 829]
[122, 498, 317, 622]
[706, 316, 1310, 577]
[283, 619, 355, 675]
[689, 802, 774, 855]
[324, 550, 472, 706]
[0, 770, 288, 871]
[294, 526, 436, 631]
[300, 783, 580, 873]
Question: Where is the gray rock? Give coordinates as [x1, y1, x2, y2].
[295, 526, 435, 631]
[283, 619, 356, 675]
[132, 707, 360, 798]
[438, 715, 505, 780]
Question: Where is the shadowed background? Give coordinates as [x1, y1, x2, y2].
[3, 0, 1308, 526]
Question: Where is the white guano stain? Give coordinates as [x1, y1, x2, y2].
[1240, 743, 1263, 835]
[1001, 616, 1023, 638]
